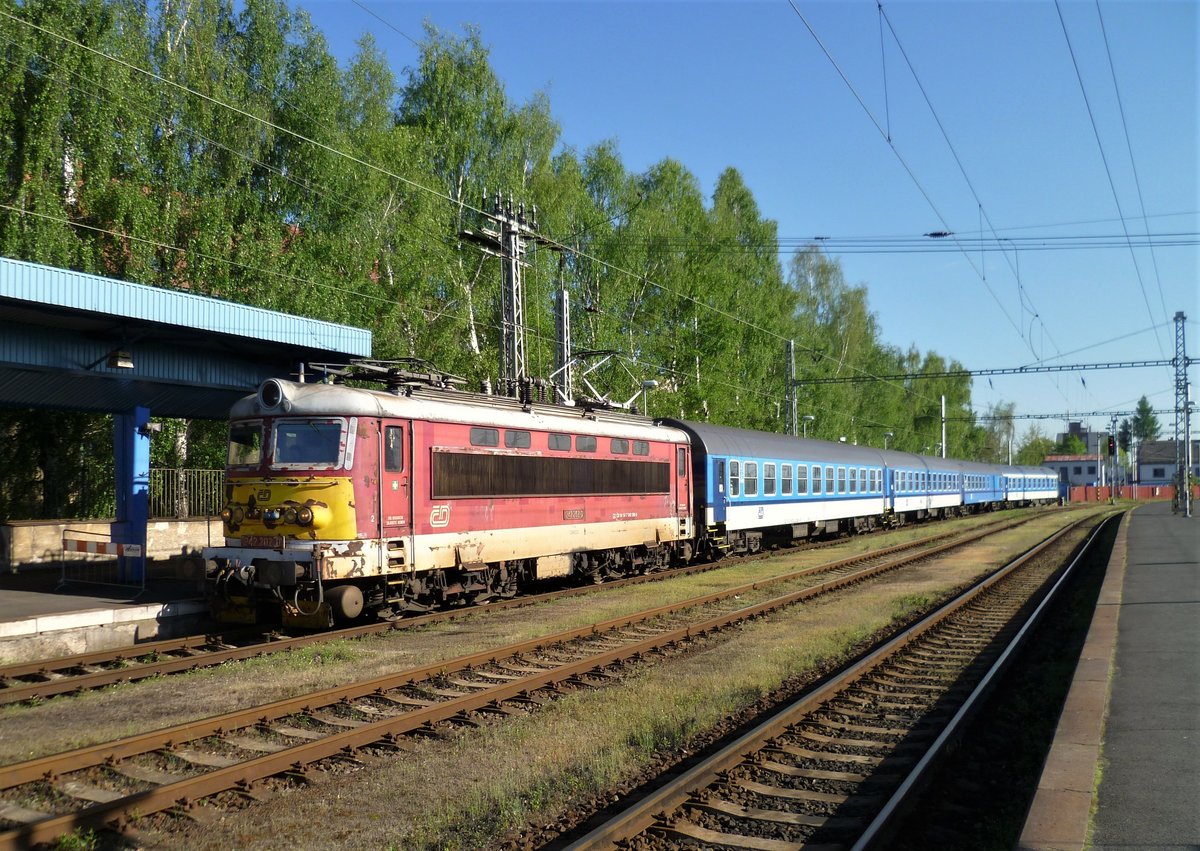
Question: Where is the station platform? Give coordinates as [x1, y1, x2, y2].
[1019, 501, 1199, 850]
[0, 563, 207, 663]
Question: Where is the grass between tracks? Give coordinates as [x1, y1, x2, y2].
[0, 511, 1043, 767]
[143, 512, 1101, 850]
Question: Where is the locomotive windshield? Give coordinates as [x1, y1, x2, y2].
[227, 422, 263, 467]
[271, 418, 353, 469]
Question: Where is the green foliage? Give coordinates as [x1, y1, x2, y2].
[1055, 434, 1088, 456]
[0, 4, 1006, 518]
[1129, 395, 1161, 443]
[52, 827, 98, 851]
[1016, 426, 1055, 466]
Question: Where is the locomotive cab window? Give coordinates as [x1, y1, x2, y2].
[272, 418, 351, 469]
[228, 421, 264, 467]
[384, 426, 404, 472]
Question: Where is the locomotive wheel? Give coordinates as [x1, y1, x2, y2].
[327, 584, 364, 621]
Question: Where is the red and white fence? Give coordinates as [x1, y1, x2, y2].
[59, 530, 145, 590]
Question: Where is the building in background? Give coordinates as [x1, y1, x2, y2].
[1137, 440, 1200, 485]
[1055, 421, 1108, 456]
[1045, 454, 1102, 487]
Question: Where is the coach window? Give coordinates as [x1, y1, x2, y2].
[633, 440, 650, 456]
[811, 466, 821, 494]
[729, 461, 741, 497]
[745, 462, 758, 496]
[611, 438, 629, 454]
[549, 433, 571, 451]
[825, 466, 835, 495]
[798, 465, 809, 494]
[782, 464, 793, 495]
[576, 435, 597, 452]
[848, 467, 856, 493]
[836, 467, 846, 494]
[384, 426, 404, 472]
[504, 430, 531, 449]
[764, 463, 776, 496]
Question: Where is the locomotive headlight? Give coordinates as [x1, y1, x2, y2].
[221, 507, 233, 523]
[283, 507, 298, 525]
[231, 506, 246, 525]
[296, 506, 314, 526]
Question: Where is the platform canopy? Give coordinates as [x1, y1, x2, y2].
[0, 257, 372, 419]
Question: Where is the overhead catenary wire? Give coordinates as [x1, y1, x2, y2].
[1, 6, 1106, 433]
[1094, 0, 1171, 327]
[787, 2, 1040, 355]
[787, 0, 1082, 414]
[1054, 0, 1167, 358]
[0, 10, 851, 416]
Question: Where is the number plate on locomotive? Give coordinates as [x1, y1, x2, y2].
[240, 534, 285, 549]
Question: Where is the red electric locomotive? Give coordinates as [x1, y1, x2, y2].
[205, 364, 694, 627]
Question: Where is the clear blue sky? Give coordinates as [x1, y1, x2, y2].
[298, 0, 1197, 441]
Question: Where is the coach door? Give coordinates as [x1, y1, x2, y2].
[676, 446, 692, 522]
[380, 423, 412, 540]
[713, 459, 727, 523]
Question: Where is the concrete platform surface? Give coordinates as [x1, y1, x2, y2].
[0, 564, 206, 660]
[1020, 502, 1199, 850]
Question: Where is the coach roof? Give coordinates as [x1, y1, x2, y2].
[664, 419, 887, 465]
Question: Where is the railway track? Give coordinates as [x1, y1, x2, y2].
[560, 512, 1116, 850]
[0, 510, 1079, 849]
[0, 512, 1046, 706]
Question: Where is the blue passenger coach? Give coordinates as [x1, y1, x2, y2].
[664, 419, 1059, 558]
[664, 420, 888, 554]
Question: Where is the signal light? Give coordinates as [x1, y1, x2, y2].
[1108, 436, 1116, 455]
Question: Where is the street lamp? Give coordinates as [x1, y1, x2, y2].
[884, 431, 894, 450]
[641, 380, 659, 417]
[801, 415, 815, 438]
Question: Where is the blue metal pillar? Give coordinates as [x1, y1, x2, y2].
[111, 405, 150, 581]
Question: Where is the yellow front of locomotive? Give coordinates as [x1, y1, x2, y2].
[219, 418, 358, 543]
[205, 381, 377, 628]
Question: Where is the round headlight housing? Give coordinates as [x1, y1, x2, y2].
[257, 379, 286, 410]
